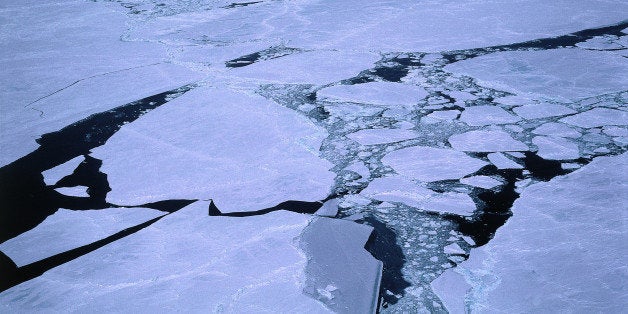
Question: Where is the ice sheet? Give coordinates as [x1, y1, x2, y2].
[91, 86, 334, 213]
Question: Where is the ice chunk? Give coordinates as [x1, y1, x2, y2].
[436, 153, 628, 313]
[422, 193, 477, 216]
[230, 50, 379, 85]
[347, 128, 417, 145]
[560, 108, 628, 128]
[382, 146, 488, 182]
[91, 86, 334, 213]
[603, 126, 628, 137]
[0, 202, 333, 312]
[345, 161, 370, 180]
[487, 153, 523, 169]
[443, 243, 465, 255]
[532, 136, 580, 160]
[318, 82, 428, 106]
[315, 199, 339, 218]
[460, 176, 503, 189]
[445, 49, 628, 101]
[459, 106, 521, 126]
[421, 110, 460, 124]
[532, 122, 581, 138]
[431, 269, 471, 314]
[54, 186, 89, 198]
[513, 103, 576, 119]
[300, 217, 382, 313]
[41, 156, 84, 186]
[0, 207, 163, 267]
[449, 130, 528, 152]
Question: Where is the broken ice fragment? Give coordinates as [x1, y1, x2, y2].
[449, 130, 528, 152]
[560, 108, 628, 128]
[443, 243, 465, 255]
[513, 103, 576, 119]
[532, 122, 581, 138]
[487, 152, 523, 169]
[318, 82, 428, 107]
[347, 128, 417, 145]
[532, 136, 580, 160]
[460, 176, 503, 189]
[459, 106, 521, 126]
[53, 186, 90, 198]
[41, 156, 84, 186]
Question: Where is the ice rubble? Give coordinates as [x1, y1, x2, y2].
[445, 49, 628, 101]
[432, 154, 628, 313]
[91, 86, 335, 213]
[382, 146, 488, 182]
[318, 82, 428, 106]
[448, 130, 528, 152]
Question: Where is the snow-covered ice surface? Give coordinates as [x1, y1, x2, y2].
[1, 0, 627, 312]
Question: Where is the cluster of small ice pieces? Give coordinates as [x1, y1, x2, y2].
[1, 0, 627, 313]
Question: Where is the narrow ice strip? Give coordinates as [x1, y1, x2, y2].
[0, 207, 163, 267]
[512, 103, 576, 119]
[91, 85, 334, 213]
[532, 136, 580, 160]
[460, 176, 503, 189]
[300, 217, 382, 313]
[459, 106, 521, 126]
[54, 186, 90, 198]
[560, 108, 628, 128]
[487, 153, 523, 169]
[382, 146, 488, 182]
[229, 50, 379, 84]
[433, 153, 628, 313]
[532, 122, 581, 138]
[449, 130, 528, 152]
[445, 49, 628, 101]
[0, 202, 331, 313]
[41, 156, 84, 186]
[318, 82, 428, 106]
[347, 128, 417, 145]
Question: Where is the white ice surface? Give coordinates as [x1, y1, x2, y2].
[0, 202, 332, 313]
[91, 85, 334, 213]
[512, 103, 576, 119]
[54, 186, 90, 198]
[533, 136, 580, 160]
[318, 82, 428, 107]
[0, 207, 163, 267]
[460, 176, 503, 189]
[347, 128, 417, 145]
[459, 106, 520, 126]
[449, 130, 528, 152]
[422, 110, 460, 124]
[41, 156, 83, 186]
[560, 108, 628, 128]
[382, 146, 488, 182]
[532, 122, 581, 138]
[603, 126, 628, 137]
[445, 49, 628, 101]
[487, 152, 523, 169]
[433, 153, 628, 313]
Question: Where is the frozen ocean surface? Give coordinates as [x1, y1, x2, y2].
[1, 0, 627, 312]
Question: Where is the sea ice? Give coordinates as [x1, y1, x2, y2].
[91, 85, 335, 213]
[382, 146, 488, 182]
[487, 153, 524, 169]
[512, 103, 576, 119]
[347, 128, 417, 145]
[532, 136, 580, 160]
[459, 106, 521, 126]
[532, 122, 581, 138]
[560, 108, 628, 128]
[41, 156, 84, 186]
[460, 176, 503, 189]
[421, 110, 460, 124]
[54, 186, 90, 198]
[318, 82, 428, 107]
[449, 130, 528, 152]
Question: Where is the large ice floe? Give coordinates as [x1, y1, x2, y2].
[1, 0, 627, 312]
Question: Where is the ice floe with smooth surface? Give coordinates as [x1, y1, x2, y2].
[0, 207, 163, 267]
[433, 153, 628, 313]
[487, 152, 523, 169]
[445, 49, 628, 101]
[532, 136, 580, 160]
[382, 146, 488, 182]
[347, 128, 417, 145]
[449, 130, 528, 152]
[229, 50, 379, 85]
[512, 103, 576, 119]
[318, 82, 428, 106]
[54, 186, 90, 198]
[41, 156, 84, 186]
[421, 110, 460, 124]
[0, 202, 332, 312]
[460, 176, 503, 189]
[459, 106, 521, 126]
[91, 85, 334, 213]
[532, 122, 581, 138]
[560, 107, 628, 128]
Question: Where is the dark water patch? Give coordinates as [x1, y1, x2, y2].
[225, 46, 300, 68]
[225, 52, 262, 68]
[0, 215, 166, 293]
[54, 155, 111, 207]
[361, 216, 410, 308]
[307, 106, 331, 122]
[523, 151, 567, 181]
[208, 199, 324, 217]
[132, 199, 197, 213]
[371, 66, 409, 82]
[222, 1, 262, 9]
[390, 56, 422, 67]
[345, 76, 376, 85]
[305, 91, 317, 103]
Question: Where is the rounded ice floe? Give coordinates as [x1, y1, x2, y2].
[448, 130, 528, 152]
[382, 146, 488, 182]
[512, 103, 576, 119]
[532, 136, 580, 160]
[459, 106, 521, 126]
[347, 128, 417, 145]
[560, 108, 628, 128]
[532, 122, 581, 138]
[318, 82, 428, 106]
